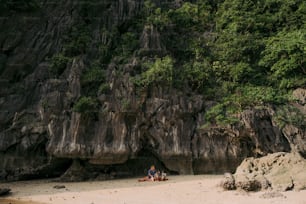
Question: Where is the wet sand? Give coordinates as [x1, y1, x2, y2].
[1, 175, 306, 204]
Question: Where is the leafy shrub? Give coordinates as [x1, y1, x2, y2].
[49, 53, 70, 77]
[168, 2, 198, 27]
[73, 97, 98, 113]
[274, 105, 306, 130]
[204, 103, 240, 126]
[82, 67, 106, 85]
[119, 32, 139, 58]
[63, 24, 91, 57]
[278, 77, 306, 89]
[81, 61, 107, 96]
[182, 60, 211, 91]
[146, 7, 170, 29]
[134, 56, 174, 87]
[121, 99, 131, 111]
[98, 83, 110, 95]
[204, 85, 291, 126]
[232, 85, 290, 107]
[259, 29, 306, 88]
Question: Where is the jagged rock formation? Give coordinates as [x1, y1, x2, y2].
[222, 152, 306, 191]
[0, 0, 305, 181]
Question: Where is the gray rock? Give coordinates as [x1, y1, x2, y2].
[236, 179, 262, 192]
[233, 152, 306, 192]
[293, 88, 306, 105]
[221, 173, 236, 190]
[53, 185, 66, 189]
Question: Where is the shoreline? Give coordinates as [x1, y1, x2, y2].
[1, 175, 306, 204]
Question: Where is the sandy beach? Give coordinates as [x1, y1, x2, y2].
[1, 175, 306, 204]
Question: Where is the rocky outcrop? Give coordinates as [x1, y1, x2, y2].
[293, 88, 306, 106]
[222, 152, 306, 191]
[283, 88, 306, 157]
[0, 0, 305, 181]
[139, 24, 165, 56]
[192, 107, 291, 174]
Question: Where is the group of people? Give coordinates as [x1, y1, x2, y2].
[138, 165, 168, 182]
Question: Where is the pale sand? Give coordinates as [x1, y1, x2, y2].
[1, 175, 306, 204]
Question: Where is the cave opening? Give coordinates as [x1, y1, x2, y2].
[125, 148, 172, 176]
[125, 148, 165, 176]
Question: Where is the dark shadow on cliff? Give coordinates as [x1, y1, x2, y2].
[125, 148, 179, 176]
[58, 148, 179, 182]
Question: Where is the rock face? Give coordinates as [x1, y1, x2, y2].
[222, 152, 306, 191]
[0, 0, 305, 181]
[221, 173, 236, 190]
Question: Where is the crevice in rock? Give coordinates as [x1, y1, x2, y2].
[190, 114, 198, 173]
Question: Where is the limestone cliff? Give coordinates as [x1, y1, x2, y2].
[0, 0, 305, 181]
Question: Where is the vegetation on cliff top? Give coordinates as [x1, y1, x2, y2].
[48, 0, 305, 126]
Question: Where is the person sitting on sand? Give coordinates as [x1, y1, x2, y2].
[138, 165, 168, 182]
[148, 165, 157, 181]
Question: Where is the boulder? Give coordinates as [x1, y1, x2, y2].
[221, 173, 236, 190]
[235, 178, 262, 192]
[222, 152, 306, 191]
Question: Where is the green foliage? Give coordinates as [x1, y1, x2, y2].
[168, 2, 198, 27]
[134, 56, 174, 87]
[118, 32, 139, 59]
[63, 23, 91, 57]
[49, 19, 92, 79]
[98, 83, 110, 95]
[81, 61, 107, 96]
[164, 3, 211, 60]
[230, 85, 290, 107]
[205, 85, 291, 126]
[274, 105, 306, 130]
[213, 33, 260, 82]
[204, 103, 240, 126]
[121, 99, 131, 111]
[73, 97, 98, 113]
[181, 60, 211, 90]
[49, 53, 70, 77]
[146, 7, 170, 29]
[144, 0, 155, 15]
[82, 65, 106, 85]
[259, 29, 306, 88]
[213, 0, 306, 87]
[278, 77, 306, 89]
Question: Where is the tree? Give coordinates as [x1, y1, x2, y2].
[260, 29, 306, 88]
[135, 56, 174, 87]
